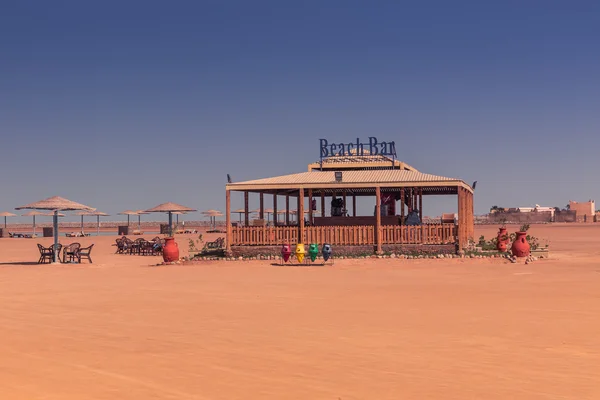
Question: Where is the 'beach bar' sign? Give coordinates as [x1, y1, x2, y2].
[319, 137, 397, 168]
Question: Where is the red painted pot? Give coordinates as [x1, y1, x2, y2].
[497, 227, 509, 252]
[163, 237, 180, 262]
[281, 244, 291, 262]
[511, 232, 530, 258]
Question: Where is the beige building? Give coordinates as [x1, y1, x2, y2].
[569, 200, 595, 220]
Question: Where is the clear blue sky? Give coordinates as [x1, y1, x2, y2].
[1, 1, 599, 222]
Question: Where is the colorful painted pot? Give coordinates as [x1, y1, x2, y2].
[162, 237, 179, 262]
[322, 244, 332, 261]
[295, 243, 305, 263]
[497, 227, 509, 252]
[308, 243, 319, 262]
[511, 232, 531, 257]
[281, 244, 292, 262]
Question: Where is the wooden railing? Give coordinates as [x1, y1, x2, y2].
[379, 224, 457, 245]
[305, 225, 375, 246]
[230, 224, 456, 246]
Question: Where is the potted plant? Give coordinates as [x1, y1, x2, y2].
[496, 217, 509, 252]
[511, 223, 531, 257]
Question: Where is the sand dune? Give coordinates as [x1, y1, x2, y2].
[0, 225, 599, 399]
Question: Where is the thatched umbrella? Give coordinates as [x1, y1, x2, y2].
[172, 211, 187, 226]
[21, 210, 47, 236]
[16, 196, 94, 263]
[0, 212, 17, 230]
[134, 210, 150, 231]
[231, 208, 247, 224]
[202, 210, 223, 230]
[145, 202, 197, 237]
[78, 211, 109, 235]
[118, 210, 138, 226]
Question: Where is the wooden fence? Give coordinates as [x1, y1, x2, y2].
[231, 224, 456, 246]
[379, 224, 457, 244]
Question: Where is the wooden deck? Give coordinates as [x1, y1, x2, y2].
[230, 224, 457, 246]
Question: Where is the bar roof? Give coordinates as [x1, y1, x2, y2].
[227, 170, 473, 193]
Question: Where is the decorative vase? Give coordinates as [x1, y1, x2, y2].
[295, 243, 305, 263]
[322, 244, 332, 262]
[497, 227, 508, 252]
[511, 232, 530, 258]
[281, 244, 291, 262]
[163, 237, 179, 262]
[308, 244, 319, 262]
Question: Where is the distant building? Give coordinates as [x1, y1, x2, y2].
[517, 207, 534, 213]
[569, 200, 595, 221]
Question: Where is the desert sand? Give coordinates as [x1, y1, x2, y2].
[1, 224, 600, 399]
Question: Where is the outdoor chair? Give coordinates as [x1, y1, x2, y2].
[140, 240, 155, 256]
[77, 244, 94, 263]
[131, 238, 145, 255]
[115, 238, 126, 254]
[122, 237, 134, 254]
[204, 237, 225, 250]
[37, 243, 53, 264]
[63, 243, 81, 263]
[38, 243, 63, 264]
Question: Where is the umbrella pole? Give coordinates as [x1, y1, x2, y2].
[53, 211, 59, 263]
[138, 215, 141, 231]
[97, 216, 100, 236]
[33, 216, 36, 236]
[81, 215, 84, 233]
[4, 216, 6, 230]
[168, 212, 173, 237]
[128, 215, 130, 226]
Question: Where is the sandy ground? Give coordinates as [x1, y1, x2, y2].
[1, 225, 600, 399]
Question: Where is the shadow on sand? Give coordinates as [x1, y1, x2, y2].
[0, 261, 42, 266]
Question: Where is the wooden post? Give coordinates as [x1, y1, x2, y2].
[286, 195, 290, 225]
[400, 188, 405, 223]
[273, 194, 278, 227]
[259, 193, 264, 220]
[298, 189, 305, 243]
[321, 191, 325, 218]
[308, 189, 313, 225]
[419, 188, 423, 221]
[226, 190, 232, 252]
[352, 192, 357, 217]
[343, 190, 347, 216]
[375, 186, 382, 254]
[468, 190, 474, 241]
[244, 191, 249, 226]
[457, 187, 466, 251]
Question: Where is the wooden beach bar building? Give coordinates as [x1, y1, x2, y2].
[225, 152, 474, 255]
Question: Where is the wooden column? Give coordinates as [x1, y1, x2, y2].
[244, 192, 249, 226]
[375, 186, 382, 254]
[400, 188, 405, 223]
[286, 195, 290, 225]
[259, 193, 264, 220]
[273, 194, 278, 226]
[343, 190, 347, 216]
[308, 189, 313, 225]
[226, 189, 231, 252]
[352, 192, 357, 217]
[321, 191, 325, 217]
[468, 190, 474, 241]
[298, 189, 305, 243]
[419, 188, 423, 221]
[457, 187, 467, 251]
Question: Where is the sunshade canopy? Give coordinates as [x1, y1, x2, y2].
[146, 203, 197, 213]
[15, 196, 94, 211]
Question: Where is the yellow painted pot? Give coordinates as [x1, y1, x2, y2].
[295, 243, 305, 263]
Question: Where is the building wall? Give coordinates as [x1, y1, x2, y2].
[569, 200, 595, 220]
